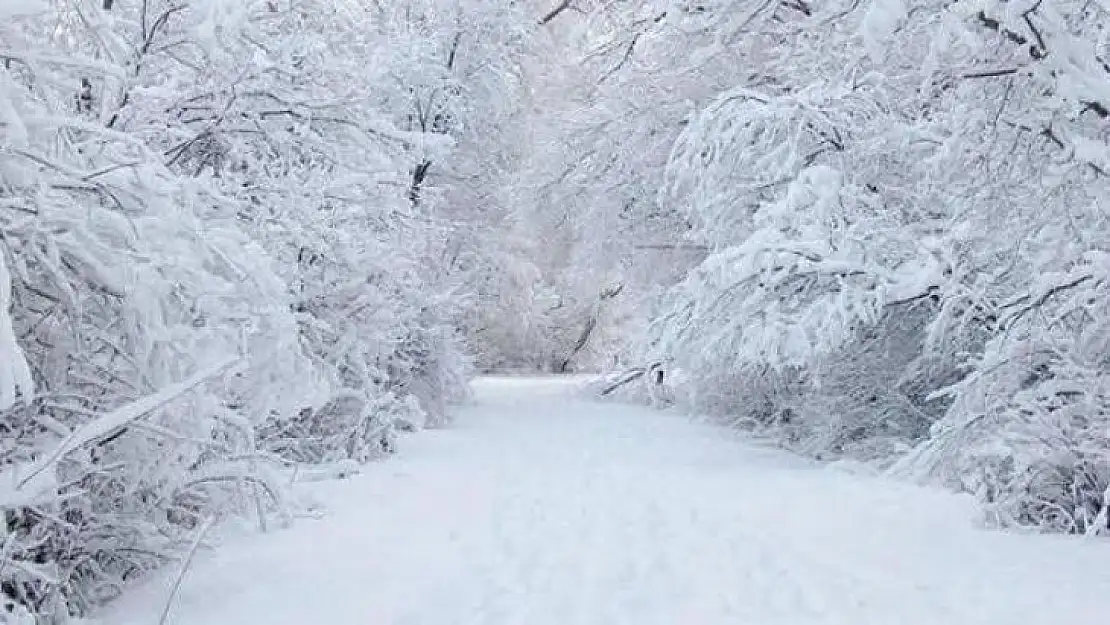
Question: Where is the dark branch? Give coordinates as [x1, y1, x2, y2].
[408, 160, 432, 205]
[1021, 0, 1047, 59]
[976, 11, 1028, 46]
[961, 67, 1019, 79]
[1003, 274, 1095, 330]
[539, 0, 572, 25]
[781, 0, 812, 16]
[447, 32, 461, 70]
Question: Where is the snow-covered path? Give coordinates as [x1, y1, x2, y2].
[103, 377, 1110, 625]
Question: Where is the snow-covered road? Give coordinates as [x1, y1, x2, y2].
[103, 376, 1110, 625]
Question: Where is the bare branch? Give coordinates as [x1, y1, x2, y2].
[539, 0, 572, 25]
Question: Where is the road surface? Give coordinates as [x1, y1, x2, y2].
[101, 376, 1110, 625]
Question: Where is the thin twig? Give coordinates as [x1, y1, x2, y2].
[157, 516, 215, 625]
[539, 0, 571, 25]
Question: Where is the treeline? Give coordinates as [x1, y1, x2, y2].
[0, 0, 529, 621]
[527, 0, 1110, 535]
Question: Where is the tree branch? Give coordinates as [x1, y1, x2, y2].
[539, 0, 572, 25]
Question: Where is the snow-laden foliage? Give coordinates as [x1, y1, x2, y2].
[493, 0, 717, 372]
[2, 6, 311, 618]
[546, 0, 1110, 534]
[0, 0, 532, 620]
[0, 249, 33, 412]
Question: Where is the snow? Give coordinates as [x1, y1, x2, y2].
[15, 357, 244, 492]
[860, 0, 909, 60]
[0, 461, 57, 509]
[96, 376, 1110, 625]
[0, 250, 34, 411]
[0, 0, 46, 19]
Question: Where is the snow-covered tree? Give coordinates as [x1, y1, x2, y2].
[0, 0, 541, 620]
[0, 1, 322, 617]
[544, 0, 1110, 533]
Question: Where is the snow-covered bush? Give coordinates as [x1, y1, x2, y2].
[550, 0, 1110, 533]
[0, 5, 312, 617]
[0, 0, 533, 620]
[896, 253, 1110, 534]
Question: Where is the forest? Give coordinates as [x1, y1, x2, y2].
[2, 0, 1108, 621]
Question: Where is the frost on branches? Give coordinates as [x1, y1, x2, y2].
[0, 0, 525, 620]
[558, 0, 1110, 534]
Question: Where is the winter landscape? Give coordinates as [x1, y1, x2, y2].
[2, 1, 1110, 623]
